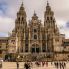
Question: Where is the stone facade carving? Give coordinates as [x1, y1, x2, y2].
[0, 1, 69, 61]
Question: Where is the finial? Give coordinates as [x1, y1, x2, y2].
[47, 0, 49, 6]
[21, 1, 23, 7]
[32, 10, 38, 19]
[19, 1, 24, 10]
[34, 10, 36, 15]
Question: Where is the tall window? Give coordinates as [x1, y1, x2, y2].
[0, 46, 1, 48]
[0, 50, 2, 54]
[18, 17, 20, 21]
[47, 17, 49, 20]
[22, 17, 23, 21]
[34, 29, 37, 32]
[34, 35, 37, 39]
[42, 43, 46, 52]
[51, 17, 52, 20]
[25, 44, 28, 52]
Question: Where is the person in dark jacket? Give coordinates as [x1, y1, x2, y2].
[0, 61, 2, 69]
[16, 61, 19, 69]
[24, 62, 30, 69]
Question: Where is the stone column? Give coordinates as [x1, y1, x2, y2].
[40, 28, 42, 53]
[29, 28, 30, 53]
[23, 29, 25, 53]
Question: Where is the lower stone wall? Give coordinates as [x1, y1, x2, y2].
[54, 53, 69, 61]
[17, 53, 54, 61]
[3, 53, 69, 62]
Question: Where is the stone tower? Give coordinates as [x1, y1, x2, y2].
[6, 1, 67, 61]
[15, 2, 27, 53]
[28, 12, 42, 53]
[44, 1, 56, 52]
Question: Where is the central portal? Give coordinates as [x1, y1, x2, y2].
[31, 44, 40, 53]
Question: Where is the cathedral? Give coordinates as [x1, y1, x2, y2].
[0, 1, 69, 61]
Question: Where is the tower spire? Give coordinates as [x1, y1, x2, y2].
[19, 0, 25, 11]
[32, 11, 38, 20]
[21, 0, 24, 6]
[47, 0, 49, 6]
[17, 0, 26, 18]
[21, 1, 23, 7]
[46, 0, 51, 11]
[20, 1, 24, 9]
[34, 10, 36, 16]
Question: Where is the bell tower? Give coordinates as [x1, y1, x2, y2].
[15, 2, 27, 32]
[15, 2, 27, 53]
[44, 1, 55, 31]
[44, 1, 59, 35]
[44, 1, 56, 52]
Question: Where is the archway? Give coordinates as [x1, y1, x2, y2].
[31, 44, 40, 53]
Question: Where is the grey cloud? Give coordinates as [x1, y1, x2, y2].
[0, 0, 69, 37]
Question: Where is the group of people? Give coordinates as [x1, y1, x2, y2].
[16, 61, 31, 69]
[54, 62, 66, 69]
[16, 61, 67, 69]
[35, 61, 48, 67]
[24, 62, 31, 69]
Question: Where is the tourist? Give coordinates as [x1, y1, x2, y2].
[62, 62, 66, 69]
[54, 62, 57, 67]
[29, 61, 33, 68]
[24, 62, 31, 69]
[54, 62, 58, 68]
[16, 61, 19, 69]
[56, 62, 59, 69]
[0, 60, 2, 69]
[64, 62, 66, 69]
[45, 62, 48, 67]
[59, 62, 61, 69]
[42, 61, 45, 67]
[51, 61, 53, 65]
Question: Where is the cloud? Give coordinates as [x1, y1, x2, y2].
[0, 32, 8, 37]
[0, 1, 8, 16]
[65, 22, 69, 28]
[0, 16, 14, 33]
[0, 0, 69, 38]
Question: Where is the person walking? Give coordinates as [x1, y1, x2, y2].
[60, 62, 62, 69]
[56, 62, 59, 69]
[64, 62, 66, 69]
[24, 62, 30, 69]
[16, 61, 19, 69]
[45, 62, 48, 67]
[0, 60, 2, 69]
[42, 61, 45, 67]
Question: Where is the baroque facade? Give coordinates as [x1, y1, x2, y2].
[0, 2, 69, 61]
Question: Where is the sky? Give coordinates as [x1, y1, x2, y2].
[0, 0, 69, 38]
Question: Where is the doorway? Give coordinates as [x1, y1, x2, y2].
[31, 44, 40, 53]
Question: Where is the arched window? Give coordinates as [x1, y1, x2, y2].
[51, 17, 52, 20]
[25, 44, 28, 52]
[34, 29, 37, 32]
[47, 17, 49, 20]
[22, 17, 23, 21]
[34, 35, 37, 39]
[18, 17, 20, 21]
[0, 50, 2, 54]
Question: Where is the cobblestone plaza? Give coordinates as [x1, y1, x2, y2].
[1, 61, 69, 69]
